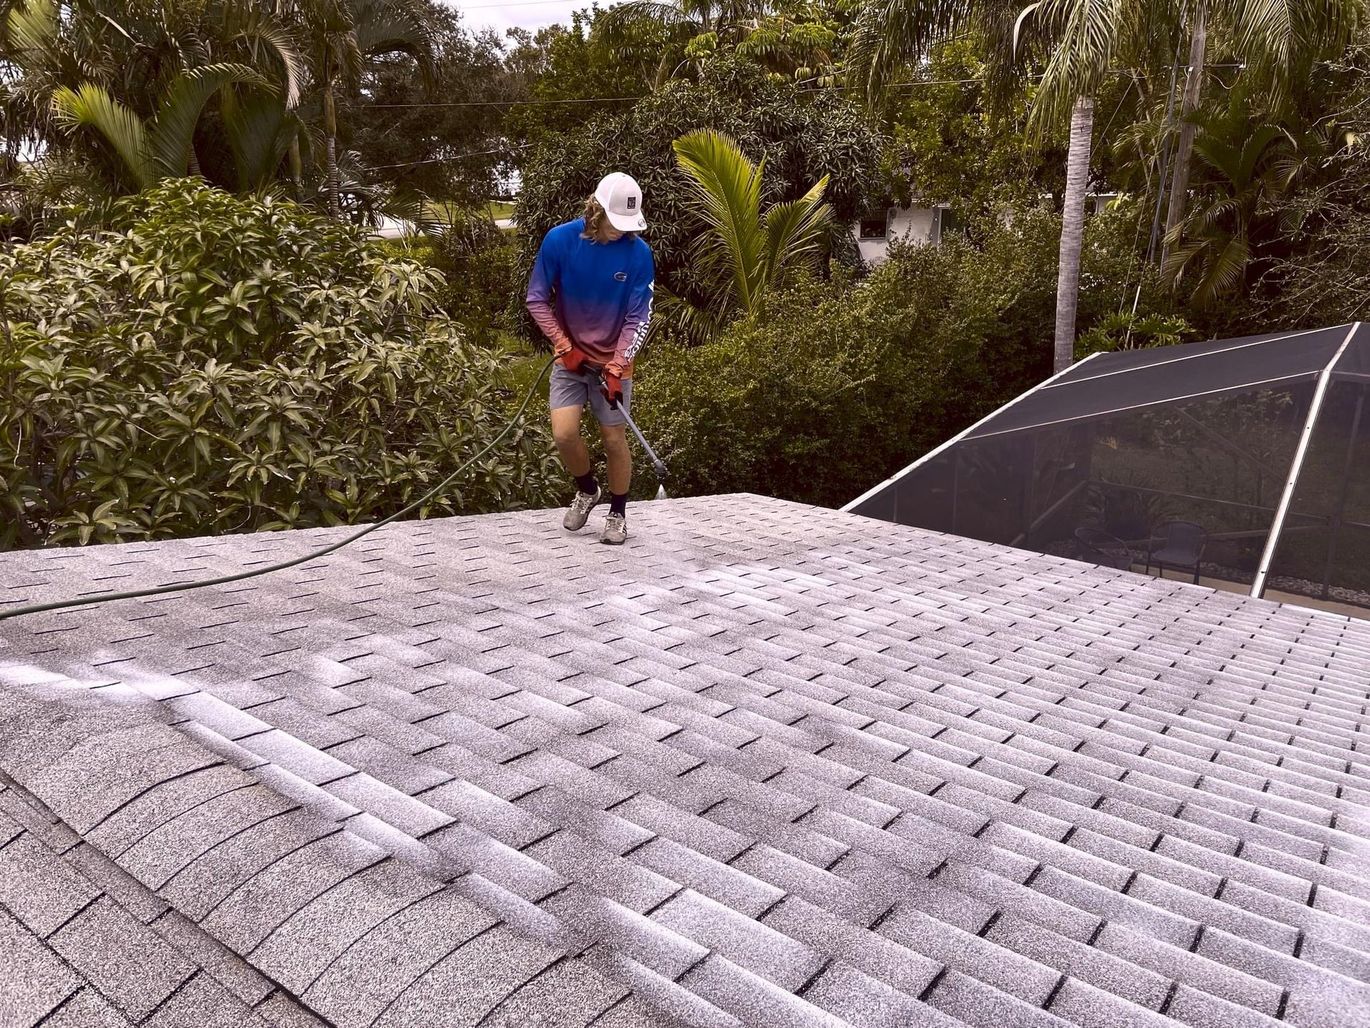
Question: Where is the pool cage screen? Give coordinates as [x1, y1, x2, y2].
[845, 323, 1370, 606]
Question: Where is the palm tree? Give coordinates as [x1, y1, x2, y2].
[3, 0, 307, 194]
[851, 0, 1363, 373]
[1159, 0, 1364, 266]
[663, 128, 833, 342]
[52, 65, 266, 191]
[290, 0, 433, 217]
[1013, 0, 1149, 374]
[1163, 89, 1332, 305]
[848, 0, 1143, 373]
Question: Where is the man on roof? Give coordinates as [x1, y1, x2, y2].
[526, 172, 655, 546]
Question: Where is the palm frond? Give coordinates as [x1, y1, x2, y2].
[672, 128, 767, 313]
[598, 1, 704, 40]
[226, 8, 307, 108]
[148, 62, 266, 178]
[221, 87, 302, 191]
[1029, 0, 1125, 134]
[4, 0, 57, 56]
[846, 0, 966, 106]
[51, 83, 154, 188]
[761, 177, 833, 285]
[651, 287, 727, 346]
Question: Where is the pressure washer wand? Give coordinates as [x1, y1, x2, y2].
[595, 370, 669, 499]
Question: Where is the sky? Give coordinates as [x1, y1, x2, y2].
[442, 0, 587, 37]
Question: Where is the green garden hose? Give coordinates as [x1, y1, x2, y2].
[0, 357, 555, 622]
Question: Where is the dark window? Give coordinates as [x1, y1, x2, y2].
[860, 213, 890, 239]
[937, 207, 963, 240]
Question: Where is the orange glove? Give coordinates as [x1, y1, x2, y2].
[602, 370, 624, 409]
[556, 341, 588, 374]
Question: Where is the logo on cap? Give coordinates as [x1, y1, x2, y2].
[626, 196, 637, 210]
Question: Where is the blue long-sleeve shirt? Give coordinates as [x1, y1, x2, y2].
[526, 219, 654, 374]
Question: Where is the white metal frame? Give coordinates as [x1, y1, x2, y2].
[1250, 322, 1363, 599]
[1047, 323, 1343, 389]
[841, 351, 1106, 514]
[968, 370, 1321, 441]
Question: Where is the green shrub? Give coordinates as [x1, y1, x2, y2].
[635, 273, 975, 508]
[432, 214, 522, 345]
[634, 203, 1177, 507]
[0, 180, 561, 549]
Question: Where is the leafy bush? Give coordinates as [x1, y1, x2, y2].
[432, 213, 523, 345]
[1076, 311, 1196, 360]
[634, 203, 1175, 507]
[0, 180, 561, 549]
[635, 271, 977, 508]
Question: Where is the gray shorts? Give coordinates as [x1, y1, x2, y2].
[549, 364, 633, 427]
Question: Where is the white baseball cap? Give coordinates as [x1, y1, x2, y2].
[594, 172, 647, 232]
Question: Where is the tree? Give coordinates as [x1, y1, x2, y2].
[663, 128, 833, 341]
[1, 0, 308, 201]
[848, 0, 1365, 374]
[1159, 0, 1365, 267]
[502, 10, 647, 148]
[290, 0, 434, 216]
[877, 37, 1065, 220]
[1253, 42, 1370, 329]
[596, 0, 771, 86]
[1164, 86, 1341, 307]
[847, 0, 1143, 373]
[0, 180, 561, 548]
[349, 10, 517, 203]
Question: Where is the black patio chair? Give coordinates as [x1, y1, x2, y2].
[1074, 527, 1138, 571]
[1145, 520, 1208, 584]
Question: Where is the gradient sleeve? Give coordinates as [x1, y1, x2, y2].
[614, 248, 655, 366]
[526, 235, 573, 350]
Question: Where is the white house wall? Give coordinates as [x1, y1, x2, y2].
[855, 206, 940, 265]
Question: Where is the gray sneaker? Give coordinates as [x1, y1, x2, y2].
[600, 512, 627, 545]
[563, 486, 601, 531]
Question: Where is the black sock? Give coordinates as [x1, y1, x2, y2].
[574, 472, 597, 496]
[610, 492, 628, 517]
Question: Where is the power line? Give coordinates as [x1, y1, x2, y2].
[361, 62, 1253, 112]
[366, 94, 641, 108]
[367, 142, 534, 171]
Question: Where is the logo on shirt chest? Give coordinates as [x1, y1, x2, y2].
[614, 271, 628, 282]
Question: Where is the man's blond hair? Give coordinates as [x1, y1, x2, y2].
[581, 195, 635, 242]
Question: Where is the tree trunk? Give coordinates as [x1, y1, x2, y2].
[288, 137, 304, 201]
[1054, 95, 1095, 374]
[1161, 3, 1208, 266]
[187, 148, 203, 178]
[323, 57, 340, 218]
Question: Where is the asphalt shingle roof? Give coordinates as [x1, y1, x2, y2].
[1, 494, 1369, 1027]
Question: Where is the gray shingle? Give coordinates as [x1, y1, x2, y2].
[116, 784, 297, 889]
[651, 889, 823, 992]
[249, 858, 439, 993]
[37, 987, 134, 1028]
[141, 972, 268, 1028]
[5, 496, 1370, 1028]
[0, 832, 101, 936]
[302, 887, 496, 1027]
[0, 906, 81, 1025]
[151, 910, 274, 1006]
[48, 897, 196, 1021]
[198, 831, 385, 953]
[372, 924, 563, 1028]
